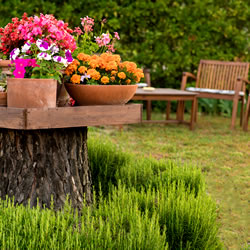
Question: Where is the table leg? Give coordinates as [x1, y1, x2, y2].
[190, 97, 197, 130]
[146, 100, 152, 120]
[166, 101, 171, 120]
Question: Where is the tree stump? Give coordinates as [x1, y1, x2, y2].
[0, 127, 92, 210]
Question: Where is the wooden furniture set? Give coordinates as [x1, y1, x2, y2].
[137, 60, 249, 130]
[132, 88, 198, 130]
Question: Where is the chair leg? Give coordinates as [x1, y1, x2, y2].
[146, 100, 151, 120]
[166, 101, 171, 120]
[194, 100, 198, 123]
[231, 98, 239, 129]
[190, 97, 197, 130]
[243, 96, 250, 131]
[240, 98, 244, 126]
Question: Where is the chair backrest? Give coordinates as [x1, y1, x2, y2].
[143, 68, 151, 87]
[196, 60, 249, 91]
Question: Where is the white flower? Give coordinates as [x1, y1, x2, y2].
[50, 45, 59, 55]
[36, 39, 51, 52]
[10, 48, 20, 60]
[0, 86, 5, 92]
[21, 42, 31, 53]
[37, 52, 51, 61]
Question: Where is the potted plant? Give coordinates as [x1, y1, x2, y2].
[0, 13, 76, 108]
[63, 52, 144, 105]
[0, 68, 7, 106]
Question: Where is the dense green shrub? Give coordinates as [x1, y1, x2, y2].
[0, 137, 222, 249]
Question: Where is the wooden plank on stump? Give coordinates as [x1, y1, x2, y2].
[0, 107, 25, 129]
[25, 104, 142, 129]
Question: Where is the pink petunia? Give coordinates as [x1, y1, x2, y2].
[13, 67, 25, 78]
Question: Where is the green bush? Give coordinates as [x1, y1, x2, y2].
[0, 137, 222, 249]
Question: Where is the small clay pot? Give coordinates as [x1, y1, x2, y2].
[0, 92, 7, 106]
[64, 83, 138, 105]
[7, 78, 57, 108]
[0, 60, 13, 75]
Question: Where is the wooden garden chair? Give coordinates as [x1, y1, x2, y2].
[180, 60, 249, 129]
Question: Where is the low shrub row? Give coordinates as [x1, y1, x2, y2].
[0, 137, 223, 249]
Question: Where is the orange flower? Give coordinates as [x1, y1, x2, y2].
[112, 54, 121, 63]
[78, 66, 87, 74]
[72, 59, 80, 66]
[105, 61, 117, 71]
[110, 76, 116, 82]
[71, 74, 81, 84]
[111, 70, 117, 76]
[89, 59, 99, 69]
[65, 64, 77, 75]
[125, 79, 131, 84]
[87, 69, 101, 80]
[77, 53, 90, 61]
[101, 76, 109, 84]
[118, 72, 126, 79]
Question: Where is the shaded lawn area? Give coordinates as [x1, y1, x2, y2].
[88, 112, 250, 249]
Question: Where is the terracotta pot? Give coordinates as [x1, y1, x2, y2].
[7, 78, 57, 108]
[0, 92, 7, 106]
[64, 83, 138, 105]
[0, 60, 13, 75]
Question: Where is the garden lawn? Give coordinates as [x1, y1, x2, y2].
[88, 112, 250, 249]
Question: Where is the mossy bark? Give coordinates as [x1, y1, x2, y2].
[0, 127, 92, 210]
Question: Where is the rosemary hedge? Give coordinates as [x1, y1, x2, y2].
[0, 137, 223, 249]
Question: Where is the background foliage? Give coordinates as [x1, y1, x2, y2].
[0, 0, 249, 113]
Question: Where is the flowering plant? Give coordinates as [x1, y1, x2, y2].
[72, 16, 120, 56]
[0, 13, 76, 58]
[64, 53, 144, 85]
[10, 39, 73, 82]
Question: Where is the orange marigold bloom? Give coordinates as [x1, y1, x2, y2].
[89, 59, 99, 69]
[87, 69, 101, 80]
[77, 53, 90, 61]
[118, 72, 126, 79]
[112, 54, 121, 63]
[101, 76, 109, 84]
[91, 54, 99, 60]
[110, 76, 116, 82]
[105, 61, 117, 71]
[71, 74, 81, 84]
[72, 59, 80, 66]
[111, 70, 117, 76]
[65, 64, 77, 75]
[78, 66, 87, 74]
[125, 79, 131, 85]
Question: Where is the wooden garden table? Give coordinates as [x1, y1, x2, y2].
[132, 88, 198, 130]
[0, 104, 142, 210]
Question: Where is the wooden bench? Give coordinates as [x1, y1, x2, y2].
[180, 60, 249, 129]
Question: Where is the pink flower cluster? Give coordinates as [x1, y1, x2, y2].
[80, 16, 94, 34]
[95, 32, 120, 53]
[0, 13, 76, 56]
[12, 58, 39, 78]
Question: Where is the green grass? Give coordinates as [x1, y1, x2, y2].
[88, 111, 250, 249]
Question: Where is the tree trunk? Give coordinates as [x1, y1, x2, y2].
[0, 127, 92, 210]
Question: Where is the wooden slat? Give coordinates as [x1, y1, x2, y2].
[0, 107, 25, 129]
[25, 104, 142, 129]
[0, 104, 142, 130]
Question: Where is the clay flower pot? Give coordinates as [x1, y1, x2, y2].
[7, 78, 57, 108]
[64, 83, 138, 105]
[0, 60, 13, 75]
[0, 92, 7, 106]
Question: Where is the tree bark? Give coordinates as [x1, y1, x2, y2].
[0, 127, 92, 210]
